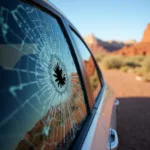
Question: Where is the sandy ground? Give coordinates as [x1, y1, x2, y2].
[103, 69, 150, 150]
[103, 70, 150, 97]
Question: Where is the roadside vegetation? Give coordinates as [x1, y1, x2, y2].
[95, 53, 150, 82]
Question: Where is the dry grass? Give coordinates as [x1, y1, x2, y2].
[101, 55, 124, 69]
[95, 54, 150, 82]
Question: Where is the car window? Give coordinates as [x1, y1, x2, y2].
[70, 30, 102, 104]
[0, 1, 87, 150]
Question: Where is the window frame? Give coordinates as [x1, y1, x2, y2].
[70, 27, 104, 86]
[70, 28, 104, 97]
[68, 25, 105, 105]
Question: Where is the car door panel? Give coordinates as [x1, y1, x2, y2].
[100, 85, 116, 134]
[82, 115, 109, 150]
[67, 22, 117, 150]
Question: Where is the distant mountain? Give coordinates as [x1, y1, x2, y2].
[84, 34, 136, 54]
[114, 23, 150, 56]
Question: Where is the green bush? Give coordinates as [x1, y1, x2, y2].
[102, 55, 124, 69]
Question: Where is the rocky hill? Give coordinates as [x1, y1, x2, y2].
[84, 34, 135, 54]
[84, 23, 150, 56]
[113, 23, 150, 56]
[113, 43, 150, 56]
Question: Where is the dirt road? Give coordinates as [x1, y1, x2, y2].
[103, 70, 150, 150]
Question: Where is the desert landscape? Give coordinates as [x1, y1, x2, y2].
[85, 23, 150, 150]
[104, 69, 150, 150]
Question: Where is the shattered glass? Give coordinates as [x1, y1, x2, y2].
[0, 1, 87, 149]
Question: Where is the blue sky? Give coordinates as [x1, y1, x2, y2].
[51, 0, 150, 42]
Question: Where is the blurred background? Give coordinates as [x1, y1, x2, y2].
[50, 0, 150, 83]
[50, 0, 150, 149]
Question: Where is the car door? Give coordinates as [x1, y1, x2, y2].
[0, 0, 93, 149]
[64, 26, 111, 149]
[66, 23, 118, 150]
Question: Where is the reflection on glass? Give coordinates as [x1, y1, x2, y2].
[0, 1, 87, 149]
[71, 30, 101, 101]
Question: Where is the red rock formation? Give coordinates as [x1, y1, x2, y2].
[113, 43, 150, 56]
[113, 23, 150, 56]
[141, 24, 150, 43]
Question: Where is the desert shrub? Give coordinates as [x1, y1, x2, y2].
[134, 67, 145, 76]
[102, 55, 124, 69]
[120, 66, 129, 73]
[129, 55, 144, 63]
[95, 53, 106, 63]
[125, 62, 138, 68]
[124, 56, 141, 68]
[134, 55, 145, 63]
[89, 71, 99, 91]
[142, 58, 150, 72]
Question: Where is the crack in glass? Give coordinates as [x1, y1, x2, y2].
[0, 1, 87, 150]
